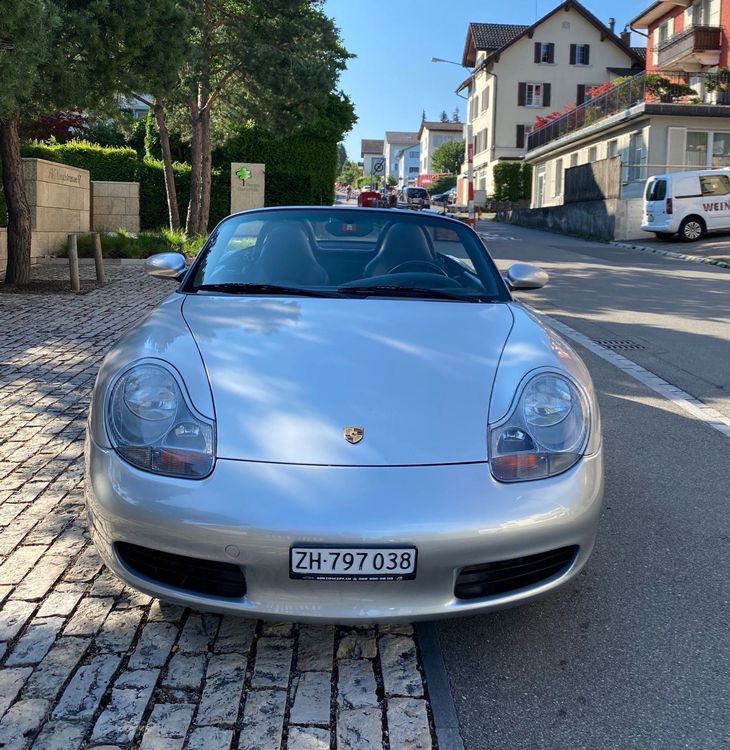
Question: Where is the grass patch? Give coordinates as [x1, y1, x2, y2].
[68, 228, 206, 259]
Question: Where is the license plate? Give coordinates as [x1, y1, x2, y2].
[290, 546, 417, 581]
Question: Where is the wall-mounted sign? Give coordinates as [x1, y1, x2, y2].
[231, 162, 265, 213]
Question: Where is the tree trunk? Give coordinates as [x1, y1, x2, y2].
[199, 106, 212, 233]
[153, 98, 180, 231]
[0, 110, 32, 286]
[185, 105, 203, 236]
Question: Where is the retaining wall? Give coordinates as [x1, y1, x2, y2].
[496, 197, 644, 241]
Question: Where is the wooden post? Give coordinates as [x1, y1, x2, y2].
[92, 232, 106, 285]
[67, 234, 80, 293]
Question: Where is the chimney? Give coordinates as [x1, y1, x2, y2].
[608, 17, 616, 34]
[620, 29, 631, 46]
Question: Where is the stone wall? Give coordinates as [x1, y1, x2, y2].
[92, 181, 140, 233]
[496, 197, 644, 242]
[25, 159, 91, 257]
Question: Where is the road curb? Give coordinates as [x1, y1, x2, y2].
[415, 622, 465, 750]
[608, 241, 730, 270]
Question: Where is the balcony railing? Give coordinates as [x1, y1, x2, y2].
[657, 25, 722, 68]
[526, 70, 730, 153]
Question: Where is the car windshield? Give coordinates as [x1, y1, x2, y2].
[645, 179, 667, 201]
[186, 208, 508, 303]
[407, 189, 428, 197]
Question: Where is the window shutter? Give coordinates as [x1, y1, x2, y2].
[534, 42, 541, 63]
[543, 83, 551, 107]
[569, 44, 577, 64]
[547, 43, 555, 64]
[518, 82, 526, 106]
[516, 124, 525, 148]
[583, 45, 590, 65]
[577, 84, 586, 105]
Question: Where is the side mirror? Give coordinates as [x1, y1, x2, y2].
[504, 262, 548, 291]
[145, 252, 187, 281]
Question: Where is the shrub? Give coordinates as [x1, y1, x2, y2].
[218, 126, 337, 206]
[428, 175, 457, 195]
[21, 140, 138, 182]
[493, 162, 531, 202]
[67, 228, 204, 259]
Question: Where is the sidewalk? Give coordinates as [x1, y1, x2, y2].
[0, 263, 435, 750]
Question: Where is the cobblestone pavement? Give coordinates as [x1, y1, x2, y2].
[0, 262, 436, 750]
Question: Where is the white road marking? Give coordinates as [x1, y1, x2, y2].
[531, 308, 730, 440]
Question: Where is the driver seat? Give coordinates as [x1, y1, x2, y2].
[364, 223, 434, 277]
[249, 223, 329, 285]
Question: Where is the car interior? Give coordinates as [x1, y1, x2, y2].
[194, 213, 501, 297]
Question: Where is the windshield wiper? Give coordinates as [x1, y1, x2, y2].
[193, 283, 339, 298]
[339, 285, 480, 302]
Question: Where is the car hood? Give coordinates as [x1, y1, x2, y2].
[182, 295, 514, 466]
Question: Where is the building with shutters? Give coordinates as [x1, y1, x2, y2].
[417, 121, 464, 180]
[455, 0, 643, 200]
[517, 0, 730, 239]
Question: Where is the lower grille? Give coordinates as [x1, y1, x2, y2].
[454, 546, 578, 600]
[116, 542, 246, 598]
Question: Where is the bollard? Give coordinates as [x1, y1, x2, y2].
[92, 232, 106, 285]
[67, 234, 80, 293]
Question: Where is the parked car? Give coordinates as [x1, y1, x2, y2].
[431, 188, 457, 206]
[86, 206, 603, 622]
[642, 168, 730, 241]
[401, 186, 431, 210]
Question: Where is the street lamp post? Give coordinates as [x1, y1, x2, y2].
[431, 57, 475, 227]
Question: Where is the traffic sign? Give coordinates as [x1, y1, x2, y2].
[371, 158, 385, 176]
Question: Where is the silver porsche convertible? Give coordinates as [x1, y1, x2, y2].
[85, 207, 603, 622]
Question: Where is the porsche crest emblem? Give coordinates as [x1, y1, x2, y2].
[343, 426, 364, 444]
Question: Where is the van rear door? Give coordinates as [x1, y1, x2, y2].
[645, 178, 668, 223]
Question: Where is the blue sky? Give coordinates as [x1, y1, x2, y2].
[323, 0, 646, 163]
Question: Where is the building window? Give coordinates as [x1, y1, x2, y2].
[690, 0, 710, 28]
[409, 150, 419, 158]
[408, 166, 419, 173]
[526, 83, 543, 106]
[570, 43, 590, 65]
[534, 42, 555, 64]
[711, 132, 730, 166]
[535, 165, 546, 207]
[518, 82, 551, 107]
[628, 132, 645, 181]
[607, 139, 619, 158]
[588, 146, 597, 162]
[481, 91, 488, 112]
[554, 158, 563, 196]
[686, 131, 708, 167]
[569, 153, 578, 168]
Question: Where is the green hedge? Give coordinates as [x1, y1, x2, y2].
[493, 162, 532, 202]
[21, 140, 138, 182]
[217, 127, 337, 207]
[3, 129, 338, 232]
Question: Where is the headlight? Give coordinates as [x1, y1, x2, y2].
[489, 372, 589, 482]
[107, 363, 215, 478]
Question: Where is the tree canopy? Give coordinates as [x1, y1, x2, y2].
[431, 140, 465, 175]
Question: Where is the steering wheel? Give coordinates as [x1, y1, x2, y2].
[389, 260, 448, 276]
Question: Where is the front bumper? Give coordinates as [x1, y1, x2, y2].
[85, 436, 603, 622]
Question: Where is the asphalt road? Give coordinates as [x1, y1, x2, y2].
[438, 222, 730, 750]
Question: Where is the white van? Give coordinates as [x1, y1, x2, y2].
[641, 169, 730, 241]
